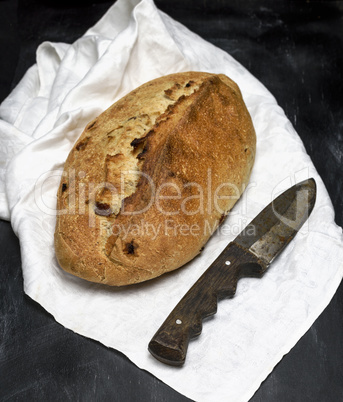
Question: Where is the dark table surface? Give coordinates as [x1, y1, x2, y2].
[1, 1, 342, 401]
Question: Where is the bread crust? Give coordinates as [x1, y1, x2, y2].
[54, 72, 256, 286]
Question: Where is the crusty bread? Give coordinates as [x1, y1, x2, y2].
[54, 72, 256, 286]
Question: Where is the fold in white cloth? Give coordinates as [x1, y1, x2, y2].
[1, 1, 342, 401]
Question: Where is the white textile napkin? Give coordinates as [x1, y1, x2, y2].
[1, 1, 343, 401]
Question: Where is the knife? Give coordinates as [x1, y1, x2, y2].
[148, 178, 316, 366]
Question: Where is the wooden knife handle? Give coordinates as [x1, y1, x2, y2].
[148, 242, 265, 366]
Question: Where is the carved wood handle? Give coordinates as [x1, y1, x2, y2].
[148, 242, 265, 366]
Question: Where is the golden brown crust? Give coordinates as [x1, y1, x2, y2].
[54, 72, 256, 286]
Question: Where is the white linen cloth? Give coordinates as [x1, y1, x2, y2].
[1, 0, 343, 400]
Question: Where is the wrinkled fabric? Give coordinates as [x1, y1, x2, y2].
[0, 1, 342, 401]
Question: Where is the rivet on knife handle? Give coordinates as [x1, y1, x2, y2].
[148, 178, 316, 366]
[148, 242, 265, 366]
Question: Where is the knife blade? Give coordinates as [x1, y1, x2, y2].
[148, 178, 316, 366]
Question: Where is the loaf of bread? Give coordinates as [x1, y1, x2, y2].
[54, 72, 256, 286]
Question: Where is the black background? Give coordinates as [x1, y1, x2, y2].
[1, 0, 342, 401]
